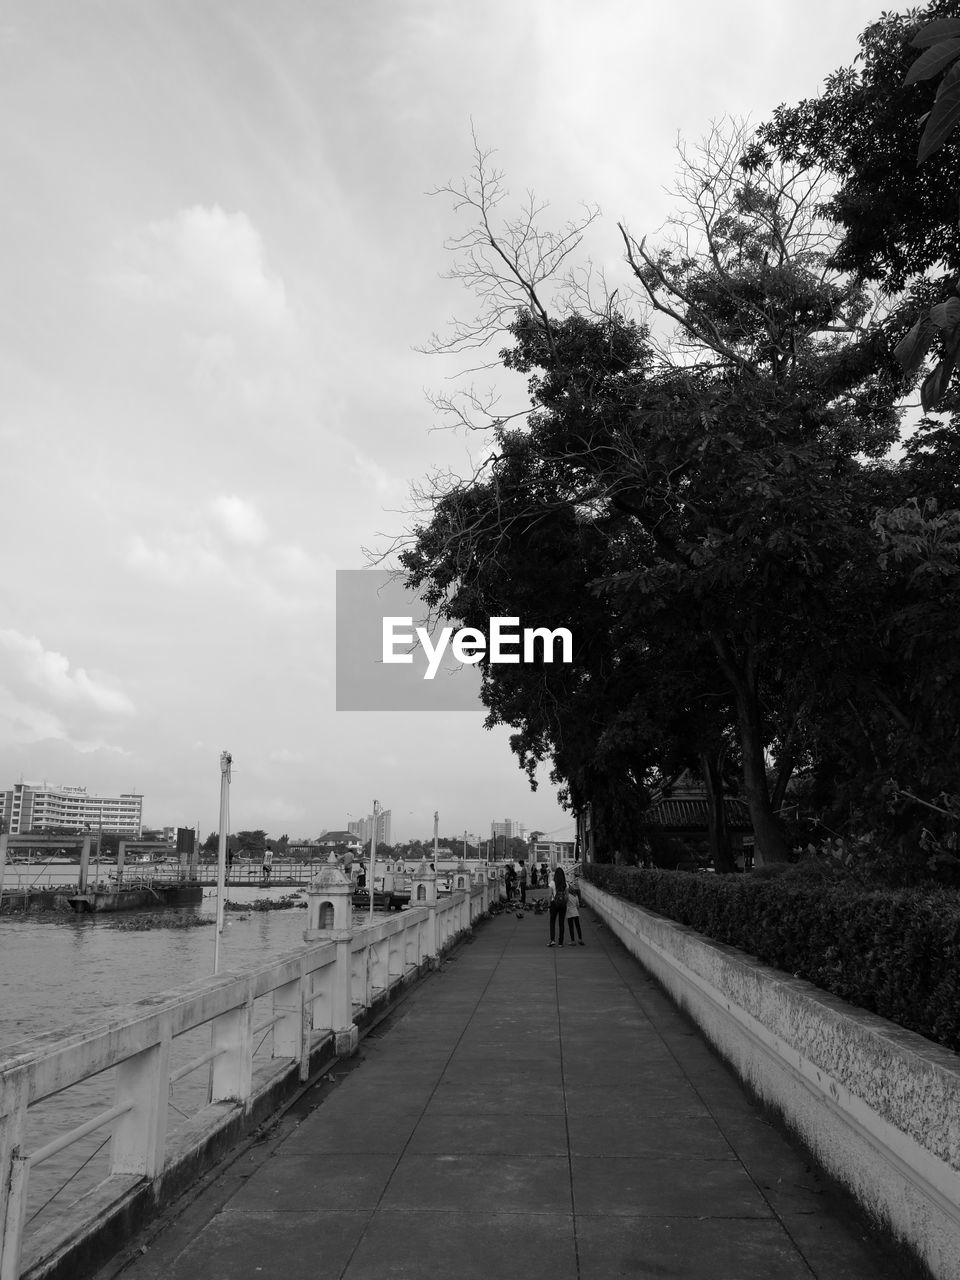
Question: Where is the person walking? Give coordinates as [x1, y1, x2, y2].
[566, 879, 585, 945]
[548, 864, 567, 947]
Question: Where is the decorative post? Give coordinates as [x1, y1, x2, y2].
[411, 857, 438, 966]
[305, 855, 358, 1057]
[455, 858, 469, 932]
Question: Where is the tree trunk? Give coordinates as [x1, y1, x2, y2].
[711, 632, 791, 865]
[700, 750, 737, 873]
[736, 689, 791, 863]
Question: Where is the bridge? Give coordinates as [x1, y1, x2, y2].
[0, 864, 953, 1280]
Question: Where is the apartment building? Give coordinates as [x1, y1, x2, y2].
[0, 782, 143, 837]
[490, 818, 527, 843]
[348, 809, 392, 847]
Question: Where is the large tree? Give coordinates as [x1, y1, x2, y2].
[411, 127, 904, 860]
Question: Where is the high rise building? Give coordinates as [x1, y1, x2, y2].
[490, 818, 527, 843]
[0, 782, 143, 837]
[349, 808, 392, 847]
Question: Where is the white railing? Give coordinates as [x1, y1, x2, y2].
[0, 881, 493, 1280]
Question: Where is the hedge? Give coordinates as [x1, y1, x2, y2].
[582, 864, 960, 1053]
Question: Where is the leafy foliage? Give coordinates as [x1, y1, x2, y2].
[584, 863, 960, 1051]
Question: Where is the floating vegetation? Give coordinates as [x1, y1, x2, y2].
[106, 913, 215, 931]
[224, 895, 305, 912]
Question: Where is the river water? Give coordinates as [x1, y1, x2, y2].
[0, 887, 374, 1227]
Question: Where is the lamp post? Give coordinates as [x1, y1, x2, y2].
[368, 800, 379, 925]
[213, 751, 232, 975]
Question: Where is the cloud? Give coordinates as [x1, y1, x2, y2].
[0, 633, 133, 754]
[111, 205, 290, 329]
[126, 494, 328, 615]
[0, 630, 134, 716]
[127, 531, 225, 585]
[256, 796, 308, 825]
[212, 494, 268, 546]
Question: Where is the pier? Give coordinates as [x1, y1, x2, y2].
[89, 909, 912, 1280]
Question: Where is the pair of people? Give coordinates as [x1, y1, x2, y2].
[547, 866, 585, 946]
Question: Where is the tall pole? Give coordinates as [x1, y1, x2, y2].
[368, 799, 379, 925]
[433, 810, 439, 864]
[213, 751, 232, 974]
[463, 828, 467, 859]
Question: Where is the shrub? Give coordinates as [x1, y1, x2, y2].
[583, 864, 960, 1052]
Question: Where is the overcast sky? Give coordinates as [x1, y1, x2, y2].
[0, 1, 887, 844]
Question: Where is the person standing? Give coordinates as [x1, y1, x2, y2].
[504, 863, 517, 903]
[519, 862, 528, 905]
[566, 879, 585, 945]
[548, 865, 567, 947]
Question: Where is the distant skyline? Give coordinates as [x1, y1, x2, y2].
[0, 2, 887, 844]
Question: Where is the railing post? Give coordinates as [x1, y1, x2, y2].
[304, 857, 358, 1058]
[272, 971, 303, 1064]
[210, 991, 254, 1104]
[0, 1062, 30, 1280]
[388, 925, 404, 985]
[110, 1028, 171, 1178]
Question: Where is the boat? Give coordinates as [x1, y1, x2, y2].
[351, 888, 410, 913]
[67, 880, 203, 913]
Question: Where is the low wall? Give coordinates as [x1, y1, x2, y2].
[581, 881, 960, 1280]
[1, 876, 496, 1280]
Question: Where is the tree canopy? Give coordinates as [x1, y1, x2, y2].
[398, 33, 960, 881]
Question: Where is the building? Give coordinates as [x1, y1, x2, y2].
[348, 809, 392, 847]
[317, 830, 364, 856]
[490, 818, 527, 844]
[530, 839, 576, 865]
[0, 782, 143, 837]
[639, 771, 753, 867]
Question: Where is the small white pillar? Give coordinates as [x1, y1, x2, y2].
[305, 855, 357, 1056]
[411, 858, 438, 964]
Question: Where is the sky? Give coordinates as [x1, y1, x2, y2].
[0, 0, 888, 845]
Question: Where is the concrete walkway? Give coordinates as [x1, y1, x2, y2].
[101, 900, 910, 1280]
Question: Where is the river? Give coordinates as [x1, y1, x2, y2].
[0, 887, 374, 1226]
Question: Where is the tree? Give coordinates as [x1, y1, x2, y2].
[235, 829, 267, 860]
[753, 5, 960, 410]
[403, 124, 904, 864]
[754, 2, 960, 293]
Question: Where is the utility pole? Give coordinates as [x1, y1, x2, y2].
[368, 799, 379, 925]
[433, 810, 439, 865]
[213, 751, 232, 975]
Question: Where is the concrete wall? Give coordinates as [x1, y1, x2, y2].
[581, 881, 960, 1280]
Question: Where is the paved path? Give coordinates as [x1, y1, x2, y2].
[101, 900, 910, 1280]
